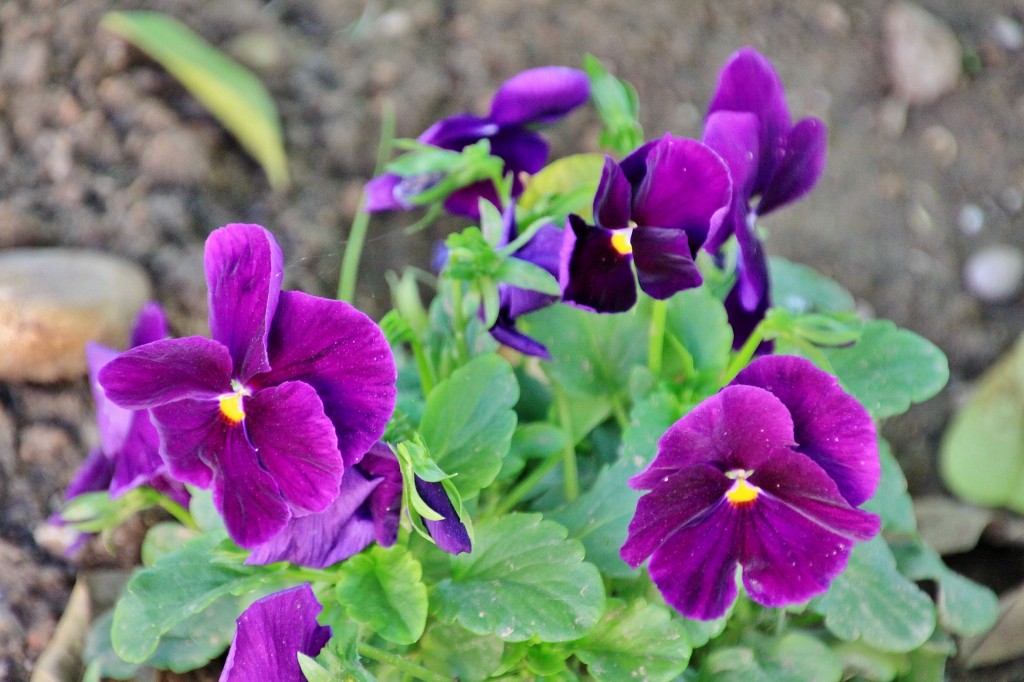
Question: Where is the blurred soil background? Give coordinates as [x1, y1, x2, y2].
[2, 0, 1024, 679]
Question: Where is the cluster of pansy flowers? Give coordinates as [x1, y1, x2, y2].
[63, 47, 880, 680]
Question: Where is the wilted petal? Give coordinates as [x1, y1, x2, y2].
[741, 449, 880, 607]
[756, 117, 828, 216]
[364, 173, 410, 212]
[258, 291, 397, 467]
[419, 114, 498, 149]
[559, 215, 637, 313]
[489, 66, 590, 127]
[631, 385, 796, 490]
[632, 225, 703, 300]
[98, 337, 232, 411]
[246, 381, 343, 515]
[129, 302, 170, 347]
[731, 355, 879, 506]
[415, 478, 471, 554]
[630, 136, 732, 245]
[245, 465, 382, 568]
[211, 426, 290, 548]
[219, 584, 331, 682]
[205, 224, 283, 381]
[593, 156, 633, 229]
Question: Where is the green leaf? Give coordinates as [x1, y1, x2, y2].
[435, 513, 605, 642]
[583, 54, 644, 156]
[621, 390, 678, 470]
[769, 257, 856, 314]
[549, 460, 641, 578]
[101, 11, 289, 190]
[496, 257, 561, 296]
[822, 320, 949, 419]
[662, 287, 732, 393]
[862, 438, 917, 534]
[831, 640, 909, 682]
[940, 334, 1024, 511]
[83, 611, 140, 680]
[299, 622, 377, 682]
[571, 598, 691, 681]
[811, 536, 936, 653]
[141, 522, 200, 566]
[518, 153, 605, 220]
[700, 633, 842, 682]
[335, 544, 428, 645]
[419, 622, 505, 682]
[111, 530, 263, 662]
[420, 354, 519, 497]
[498, 422, 570, 483]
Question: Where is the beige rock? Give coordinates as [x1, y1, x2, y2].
[0, 248, 152, 382]
[884, 2, 962, 105]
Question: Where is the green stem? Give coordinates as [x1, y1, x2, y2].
[609, 393, 630, 431]
[494, 446, 565, 516]
[410, 336, 436, 396]
[647, 298, 669, 377]
[337, 101, 396, 302]
[154, 496, 197, 530]
[451, 282, 470, 365]
[722, 323, 766, 384]
[557, 390, 579, 502]
[357, 642, 449, 682]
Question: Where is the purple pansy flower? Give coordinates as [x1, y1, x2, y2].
[621, 355, 880, 620]
[98, 224, 397, 549]
[701, 47, 828, 345]
[66, 303, 188, 508]
[415, 476, 472, 555]
[219, 583, 331, 682]
[559, 135, 732, 313]
[366, 66, 590, 219]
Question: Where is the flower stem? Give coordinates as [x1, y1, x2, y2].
[451, 281, 470, 365]
[494, 445, 565, 516]
[356, 642, 449, 682]
[556, 389, 579, 502]
[155, 496, 197, 530]
[337, 100, 395, 302]
[647, 298, 669, 377]
[722, 324, 766, 384]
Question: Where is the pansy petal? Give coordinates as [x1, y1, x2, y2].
[631, 384, 796, 490]
[647, 502, 742, 620]
[98, 337, 232, 410]
[632, 225, 703, 300]
[631, 136, 732, 243]
[489, 320, 551, 360]
[109, 411, 165, 498]
[732, 220, 770, 314]
[724, 274, 772, 352]
[129, 302, 170, 347]
[415, 478, 471, 555]
[621, 464, 728, 567]
[593, 156, 633, 229]
[258, 291, 397, 467]
[508, 221, 562, 291]
[442, 181, 502, 220]
[246, 381, 343, 515]
[87, 343, 132, 455]
[731, 355, 879, 505]
[739, 449, 880, 608]
[619, 139, 658, 187]
[220, 584, 330, 682]
[65, 448, 114, 500]
[205, 224, 283, 381]
[756, 117, 828, 216]
[364, 173, 411, 212]
[149, 399, 223, 489]
[707, 47, 792, 192]
[419, 114, 497, 149]
[702, 111, 761, 202]
[559, 215, 637, 313]
[211, 426, 290, 548]
[245, 465, 382, 568]
[489, 66, 590, 127]
[490, 126, 550, 174]
[357, 443, 403, 546]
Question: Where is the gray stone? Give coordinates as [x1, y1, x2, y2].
[964, 244, 1024, 303]
[884, 2, 962, 105]
[139, 129, 210, 186]
[0, 248, 152, 382]
[957, 203, 985, 236]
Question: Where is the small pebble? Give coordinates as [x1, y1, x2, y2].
[884, 2, 962, 105]
[964, 244, 1024, 303]
[139, 129, 210, 186]
[999, 187, 1024, 214]
[958, 203, 985, 235]
[921, 125, 958, 166]
[0, 248, 152, 382]
[992, 15, 1024, 52]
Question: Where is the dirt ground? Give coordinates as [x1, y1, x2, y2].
[3, 0, 1024, 679]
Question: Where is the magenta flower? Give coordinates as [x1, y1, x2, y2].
[621, 355, 880, 620]
[66, 303, 188, 508]
[219, 584, 331, 682]
[365, 66, 590, 219]
[559, 135, 731, 312]
[98, 224, 397, 548]
[701, 47, 828, 345]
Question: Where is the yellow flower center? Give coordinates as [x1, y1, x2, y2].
[218, 382, 250, 424]
[610, 230, 633, 255]
[725, 472, 761, 507]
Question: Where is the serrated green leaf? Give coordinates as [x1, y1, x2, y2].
[549, 460, 641, 578]
[940, 334, 1024, 511]
[862, 438, 917, 534]
[420, 354, 519, 497]
[811, 536, 935, 653]
[101, 11, 288, 190]
[822, 320, 949, 419]
[419, 622, 505, 682]
[111, 530, 262, 662]
[769, 257, 856, 314]
[435, 513, 605, 642]
[335, 544, 427, 645]
[572, 598, 691, 682]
